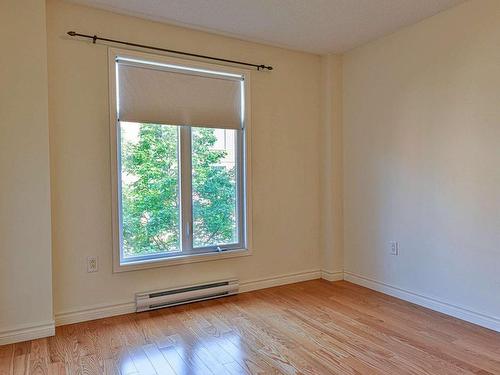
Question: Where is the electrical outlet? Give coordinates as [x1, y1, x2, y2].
[389, 241, 399, 256]
[87, 256, 98, 272]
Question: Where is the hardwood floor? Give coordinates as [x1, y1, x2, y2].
[1, 280, 499, 374]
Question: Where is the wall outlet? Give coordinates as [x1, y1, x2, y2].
[389, 241, 399, 256]
[87, 256, 98, 272]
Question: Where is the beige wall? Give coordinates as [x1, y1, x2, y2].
[0, 0, 54, 340]
[46, 0, 322, 317]
[343, 0, 500, 323]
[320, 55, 343, 278]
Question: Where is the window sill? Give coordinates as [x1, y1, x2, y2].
[113, 248, 252, 273]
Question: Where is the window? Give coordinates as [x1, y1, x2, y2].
[109, 49, 251, 271]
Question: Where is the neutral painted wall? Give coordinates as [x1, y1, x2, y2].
[343, 0, 500, 321]
[46, 0, 322, 316]
[320, 55, 343, 278]
[0, 0, 54, 338]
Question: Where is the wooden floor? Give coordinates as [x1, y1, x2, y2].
[1, 280, 499, 375]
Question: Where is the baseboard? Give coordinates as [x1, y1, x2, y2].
[55, 301, 136, 326]
[0, 321, 55, 345]
[344, 271, 500, 332]
[320, 269, 344, 281]
[239, 269, 322, 293]
[55, 269, 322, 326]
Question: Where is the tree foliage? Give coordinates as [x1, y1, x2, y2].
[192, 128, 237, 247]
[121, 124, 236, 257]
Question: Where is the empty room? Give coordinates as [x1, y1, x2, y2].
[1, 0, 499, 373]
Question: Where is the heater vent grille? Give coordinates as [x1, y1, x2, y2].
[135, 279, 239, 312]
[148, 281, 229, 298]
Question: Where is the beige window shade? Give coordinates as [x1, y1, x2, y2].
[117, 60, 243, 129]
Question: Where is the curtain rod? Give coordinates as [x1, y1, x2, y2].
[67, 31, 273, 71]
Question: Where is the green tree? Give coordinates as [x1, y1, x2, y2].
[121, 124, 236, 257]
[192, 127, 237, 247]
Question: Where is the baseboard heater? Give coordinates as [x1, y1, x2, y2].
[135, 279, 239, 312]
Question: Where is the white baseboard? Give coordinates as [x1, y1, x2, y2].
[321, 269, 344, 281]
[55, 269, 323, 326]
[55, 301, 136, 327]
[240, 269, 322, 293]
[344, 271, 500, 333]
[0, 321, 55, 345]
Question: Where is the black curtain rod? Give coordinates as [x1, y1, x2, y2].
[67, 31, 273, 71]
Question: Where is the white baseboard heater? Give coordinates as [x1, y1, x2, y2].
[135, 279, 239, 312]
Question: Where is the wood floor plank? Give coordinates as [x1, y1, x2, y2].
[28, 339, 49, 375]
[0, 280, 498, 375]
[127, 347, 156, 375]
[12, 354, 29, 375]
[113, 349, 138, 375]
[80, 354, 103, 375]
[158, 345, 190, 375]
[142, 344, 175, 375]
[0, 354, 13, 375]
[47, 362, 66, 375]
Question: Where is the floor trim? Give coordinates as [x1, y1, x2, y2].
[55, 301, 136, 327]
[55, 269, 323, 326]
[0, 321, 55, 345]
[344, 271, 500, 332]
[321, 269, 344, 281]
[240, 269, 322, 293]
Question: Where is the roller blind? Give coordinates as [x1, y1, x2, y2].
[117, 59, 243, 129]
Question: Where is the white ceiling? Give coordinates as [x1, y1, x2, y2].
[68, 0, 466, 54]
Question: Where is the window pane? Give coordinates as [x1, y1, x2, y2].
[192, 127, 239, 248]
[120, 122, 181, 259]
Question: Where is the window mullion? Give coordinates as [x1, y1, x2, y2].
[237, 129, 245, 248]
[179, 126, 193, 252]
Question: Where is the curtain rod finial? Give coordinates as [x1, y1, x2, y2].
[68, 31, 76, 36]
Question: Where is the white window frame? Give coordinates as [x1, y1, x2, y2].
[108, 48, 253, 272]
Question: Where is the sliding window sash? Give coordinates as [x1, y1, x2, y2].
[181, 127, 245, 255]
